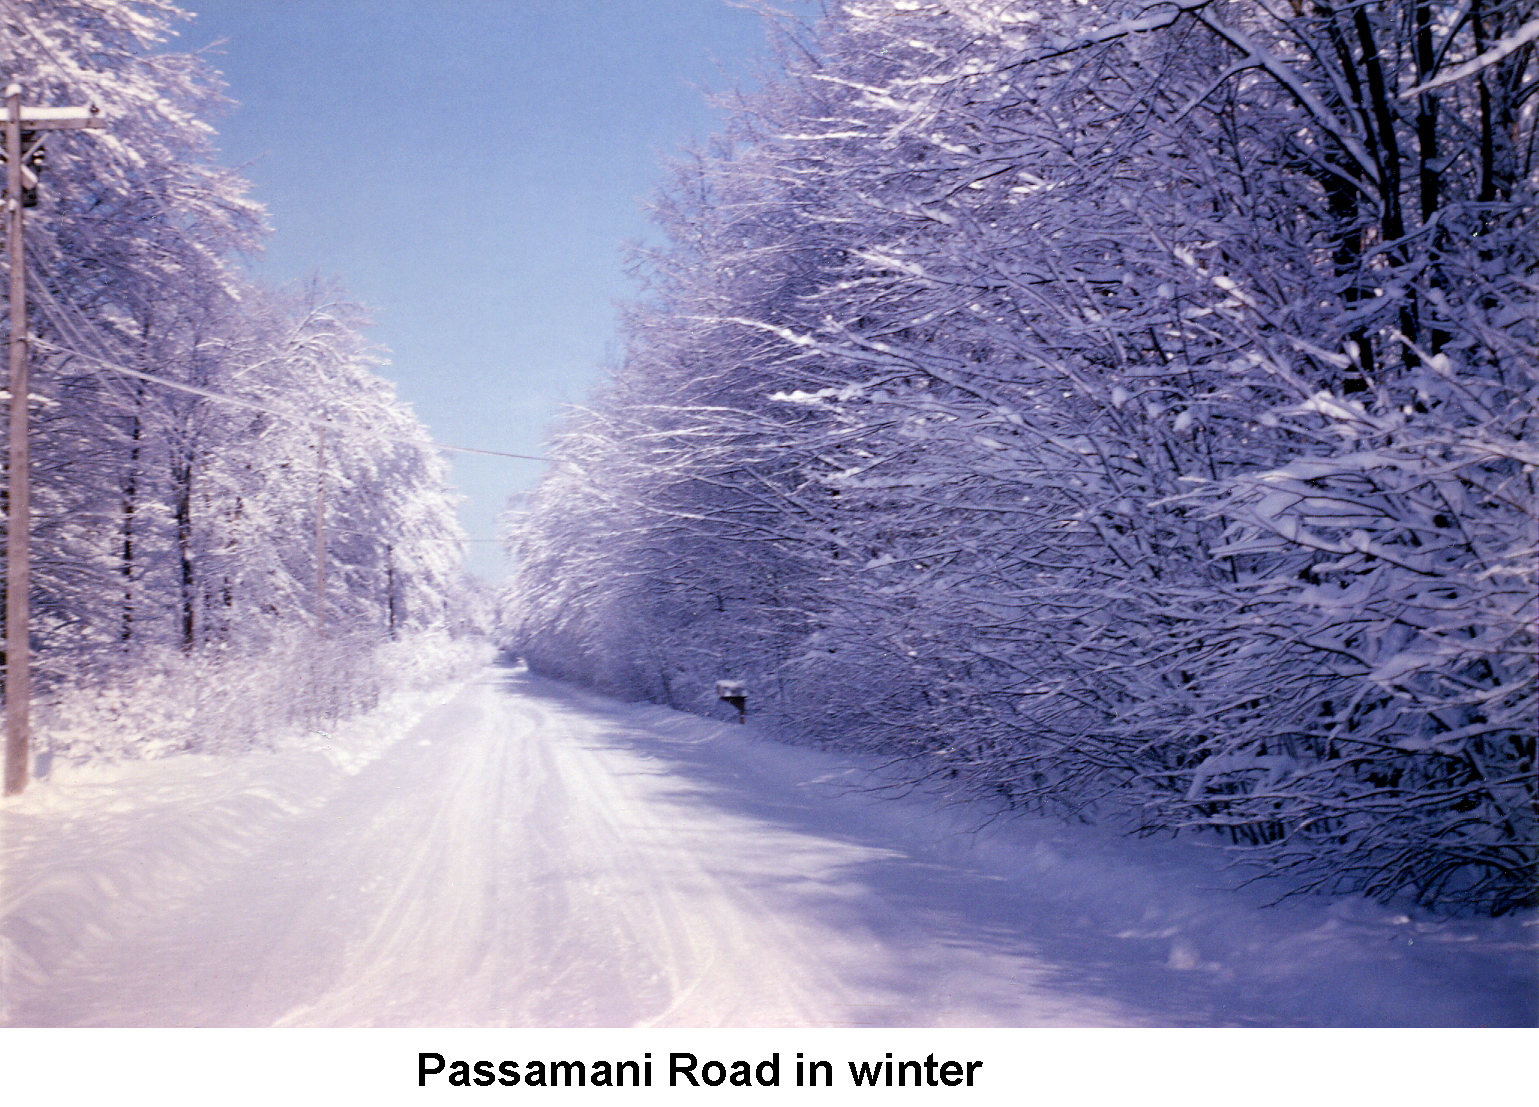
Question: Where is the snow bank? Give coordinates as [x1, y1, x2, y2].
[520, 679, 1539, 1027]
[0, 676, 471, 1021]
[33, 631, 492, 768]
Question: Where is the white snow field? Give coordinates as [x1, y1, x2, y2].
[2, 663, 1534, 1028]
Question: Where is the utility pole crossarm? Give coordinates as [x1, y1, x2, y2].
[16, 105, 105, 130]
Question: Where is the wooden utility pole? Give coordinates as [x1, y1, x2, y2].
[4, 85, 103, 796]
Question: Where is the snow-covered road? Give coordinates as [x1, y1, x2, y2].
[3, 665, 1535, 1027]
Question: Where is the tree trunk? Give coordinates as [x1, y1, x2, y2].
[175, 453, 194, 652]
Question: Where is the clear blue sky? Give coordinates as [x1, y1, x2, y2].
[178, 0, 800, 580]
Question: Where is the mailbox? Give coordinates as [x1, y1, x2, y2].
[716, 680, 747, 723]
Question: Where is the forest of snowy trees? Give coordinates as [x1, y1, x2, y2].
[505, 0, 1538, 914]
[3, 1, 476, 773]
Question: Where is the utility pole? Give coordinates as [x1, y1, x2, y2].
[4, 85, 103, 796]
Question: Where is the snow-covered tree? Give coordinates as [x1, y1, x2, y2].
[508, 0, 1535, 912]
[5, 1, 476, 763]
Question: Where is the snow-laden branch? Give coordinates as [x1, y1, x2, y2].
[1403, 17, 1539, 97]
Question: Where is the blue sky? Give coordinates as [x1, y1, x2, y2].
[178, 0, 799, 579]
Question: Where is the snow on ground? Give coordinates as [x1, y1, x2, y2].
[2, 662, 1534, 1027]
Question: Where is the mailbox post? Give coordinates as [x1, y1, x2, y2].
[715, 680, 746, 724]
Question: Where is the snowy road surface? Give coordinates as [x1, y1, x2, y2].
[3, 664, 1535, 1026]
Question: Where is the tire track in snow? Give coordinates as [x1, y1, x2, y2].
[7, 667, 1147, 1026]
[275, 682, 862, 1026]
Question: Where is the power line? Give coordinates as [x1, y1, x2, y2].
[23, 268, 555, 463]
[36, 340, 554, 463]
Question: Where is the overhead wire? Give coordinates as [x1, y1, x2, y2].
[18, 259, 533, 569]
[20, 257, 556, 464]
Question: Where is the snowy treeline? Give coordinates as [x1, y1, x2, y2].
[504, 0, 1538, 914]
[3, 1, 475, 764]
